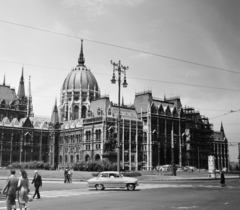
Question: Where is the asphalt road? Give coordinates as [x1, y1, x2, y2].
[0, 179, 240, 210]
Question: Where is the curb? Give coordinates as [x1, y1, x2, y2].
[0, 177, 238, 182]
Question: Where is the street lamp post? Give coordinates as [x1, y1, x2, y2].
[110, 60, 128, 172]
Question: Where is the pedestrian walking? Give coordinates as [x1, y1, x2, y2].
[18, 169, 30, 210]
[1, 169, 19, 210]
[220, 171, 226, 187]
[68, 169, 72, 183]
[64, 168, 69, 183]
[31, 170, 42, 199]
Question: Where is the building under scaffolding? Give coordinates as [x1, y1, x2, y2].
[183, 107, 214, 169]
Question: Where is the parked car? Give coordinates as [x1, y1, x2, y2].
[87, 171, 139, 191]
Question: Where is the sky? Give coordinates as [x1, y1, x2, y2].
[0, 0, 240, 162]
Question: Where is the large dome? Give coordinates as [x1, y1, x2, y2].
[61, 40, 99, 94]
[62, 66, 99, 92]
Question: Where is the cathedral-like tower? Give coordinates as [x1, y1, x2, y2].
[58, 40, 100, 122]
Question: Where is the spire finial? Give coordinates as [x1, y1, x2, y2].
[3, 74, 5, 86]
[29, 76, 32, 97]
[78, 39, 85, 65]
[21, 67, 24, 81]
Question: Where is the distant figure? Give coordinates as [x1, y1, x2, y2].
[32, 170, 42, 199]
[64, 168, 69, 183]
[2, 169, 19, 210]
[220, 171, 226, 187]
[18, 169, 30, 210]
[68, 169, 72, 183]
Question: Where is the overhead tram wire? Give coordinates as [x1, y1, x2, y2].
[1, 59, 240, 93]
[0, 19, 240, 75]
[210, 109, 240, 119]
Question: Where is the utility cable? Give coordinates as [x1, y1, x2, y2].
[1, 59, 240, 92]
[0, 19, 240, 75]
[210, 109, 240, 119]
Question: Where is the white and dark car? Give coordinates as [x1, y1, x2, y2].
[87, 171, 139, 191]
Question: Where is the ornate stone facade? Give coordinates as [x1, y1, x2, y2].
[0, 42, 229, 170]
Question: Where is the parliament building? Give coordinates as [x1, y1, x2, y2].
[0, 41, 229, 171]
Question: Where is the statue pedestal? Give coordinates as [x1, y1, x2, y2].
[102, 151, 117, 162]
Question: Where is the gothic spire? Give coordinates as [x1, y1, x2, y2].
[17, 67, 25, 99]
[51, 98, 59, 125]
[220, 121, 225, 137]
[78, 39, 85, 65]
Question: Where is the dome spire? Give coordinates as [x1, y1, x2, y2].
[78, 39, 85, 65]
[3, 74, 5, 86]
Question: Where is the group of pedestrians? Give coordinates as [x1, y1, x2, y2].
[1, 169, 42, 210]
[64, 168, 73, 183]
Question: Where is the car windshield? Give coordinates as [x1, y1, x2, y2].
[97, 172, 124, 178]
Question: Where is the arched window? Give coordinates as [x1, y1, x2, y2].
[81, 106, 87, 118]
[59, 155, 62, 163]
[25, 134, 31, 143]
[74, 106, 79, 120]
[86, 131, 91, 141]
[71, 155, 74, 163]
[95, 154, 100, 161]
[85, 154, 90, 162]
[76, 155, 79, 162]
[96, 129, 101, 140]
[65, 155, 68, 163]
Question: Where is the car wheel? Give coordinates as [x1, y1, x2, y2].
[127, 184, 135, 191]
[95, 184, 104, 190]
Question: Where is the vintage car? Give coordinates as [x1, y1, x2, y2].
[87, 171, 139, 191]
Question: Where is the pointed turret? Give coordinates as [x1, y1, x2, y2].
[78, 40, 85, 65]
[17, 67, 25, 99]
[51, 98, 59, 125]
[220, 121, 225, 137]
[27, 76, 34, 117]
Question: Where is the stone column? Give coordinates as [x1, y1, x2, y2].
[10, 133, 13, 163]
[179, 115, 182, 167]
[30, 132, 33, 161]
[122, 119, 125, 170]
[164, 119, 167, 164]
[39, 131, 42, 161]
[52, 132, 55, 167]
[135, 121, 138, 171]
[20, 132, 23, 163]
[222, 144, 225, 168]
[217, 144, 220, 170]
[219, 144, 222, 170]
[129, 121, 132, 171]
[0, 132, 3, 166]
[100, 117, 105, 159]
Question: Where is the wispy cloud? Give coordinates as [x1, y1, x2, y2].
[61, 0, 146, 20]
[131, 52, 152, 60]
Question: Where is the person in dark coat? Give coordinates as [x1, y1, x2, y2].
[2, 169, 19, 210]
[31, 170, 42, 199]
[64, 168, 69, 183]
[220, 171, 225, 187]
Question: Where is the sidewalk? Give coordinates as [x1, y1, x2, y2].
[0, 175, 238, 182]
